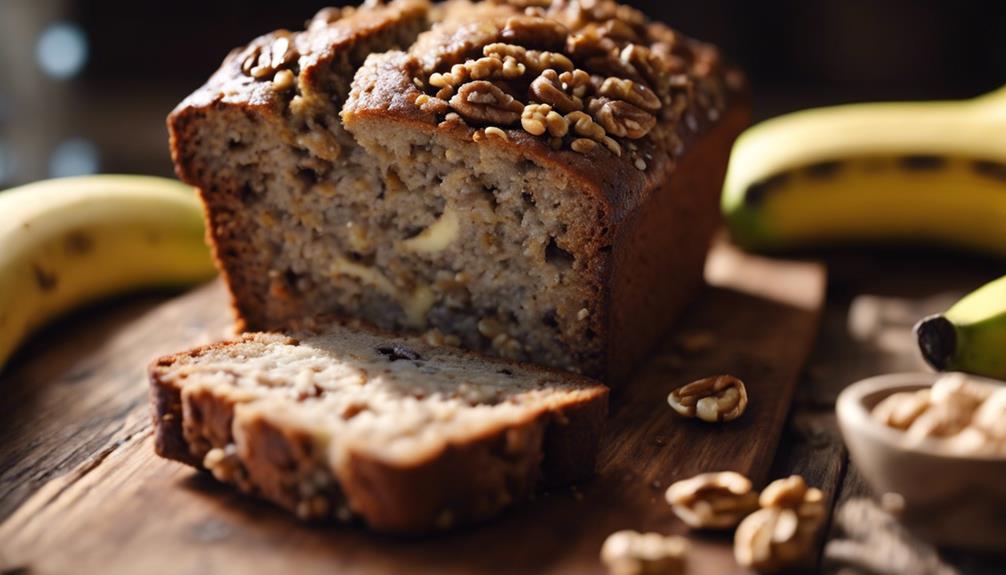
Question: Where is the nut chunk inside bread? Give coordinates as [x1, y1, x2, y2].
[168, 0, 746, 380]
[149, 324, 608, 533]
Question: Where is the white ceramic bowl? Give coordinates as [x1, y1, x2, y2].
[836, 372, 1006, 551]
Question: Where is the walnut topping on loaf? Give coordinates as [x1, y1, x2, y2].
[408, 0, 727, 161]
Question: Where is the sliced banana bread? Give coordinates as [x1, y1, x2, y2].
[149, 323, 608, 533]
[168, 0, 747, 381]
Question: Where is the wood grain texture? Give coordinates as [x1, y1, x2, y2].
[0, 243, 825, 575]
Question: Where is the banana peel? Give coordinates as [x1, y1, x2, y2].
[916, 275, 1006, 380]
[0, 175, 217, 371]
[722, 86, 1006, 257]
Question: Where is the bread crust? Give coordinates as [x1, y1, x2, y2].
[148, 329, 608, 534]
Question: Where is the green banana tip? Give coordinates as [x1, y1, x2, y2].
[914, 314, 957, 372]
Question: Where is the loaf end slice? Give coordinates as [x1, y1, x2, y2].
[149, 325, 607, 533]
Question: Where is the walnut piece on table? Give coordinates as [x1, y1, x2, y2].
[665, 471, 759, 529]
[667, 374, 748, 423]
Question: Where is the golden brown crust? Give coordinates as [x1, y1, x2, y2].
[148, 325, 608, 534]
[168, 0, 430, 122]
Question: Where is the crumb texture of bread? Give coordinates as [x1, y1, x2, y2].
[168, 0, 747, 381]
[149, 324, 608, 533]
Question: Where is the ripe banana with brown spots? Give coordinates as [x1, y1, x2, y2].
[0, 175, 216, 371]
[722, 86, 1006, 256]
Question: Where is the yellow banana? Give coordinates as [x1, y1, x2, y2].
[0, 175, 216, 371]
[722, 86, 1006, 256]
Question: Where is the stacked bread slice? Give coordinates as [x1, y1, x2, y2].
[150, 325, 607, 533]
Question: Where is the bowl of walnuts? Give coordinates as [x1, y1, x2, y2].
[836, 371, 1006, 550]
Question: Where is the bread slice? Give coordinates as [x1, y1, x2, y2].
[168, 0, 747, 382]
[149, 323, 608, 533]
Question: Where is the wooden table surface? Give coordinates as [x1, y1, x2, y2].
[0, 246, 1003, 574]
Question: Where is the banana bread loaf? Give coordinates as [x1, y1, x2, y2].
[168, 0, 747, 381]
[150, 323, 607, 533]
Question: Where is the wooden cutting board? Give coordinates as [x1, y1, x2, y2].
[0, 242, 824, 575]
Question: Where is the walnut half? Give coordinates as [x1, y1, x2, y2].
[734, 475, 826, 574]
[589, 97, 655, 139]
[667, 375, 748, 423]
[734, 507, 811, 574]
[665, 471, 759, 529]
[600, 530, 688, 575]
[448, 81, 524, 125]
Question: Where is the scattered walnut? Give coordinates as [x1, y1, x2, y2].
[449, 81, 523, 124]
[501, 15, 569, 51]
[665, 471, 759, 529]
[600, 530, 688, 575]
[589, 97, 655, 139]
[598, 77, 662, 113]
[758, 475, 826, 521]
[521, 103, 569, 137]
[531, 69, 583, 113]
[734, 475, 825, 574]
[734, 507, 815, 574]
[667, 375, 748, 423]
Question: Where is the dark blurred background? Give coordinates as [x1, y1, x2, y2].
[0, 0, 1003, 187]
